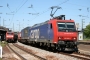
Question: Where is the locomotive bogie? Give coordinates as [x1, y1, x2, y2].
[55, 40, 78, 51]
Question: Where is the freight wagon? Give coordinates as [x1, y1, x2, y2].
[20, 27, 31, 43]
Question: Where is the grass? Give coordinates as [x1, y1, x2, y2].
[0, 41, 7, 47]
[0, 58, 1, 60]
[83, 38, 90, 41]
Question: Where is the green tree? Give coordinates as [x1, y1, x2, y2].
[83, 24, 90, 38]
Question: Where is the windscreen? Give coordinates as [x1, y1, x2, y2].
[7, 33, 13, 35]
[66, 23, 75, 28]
[57, 22, 76, 32]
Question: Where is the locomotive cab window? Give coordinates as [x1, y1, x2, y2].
[57, 23, 65, 29]
[50, 23, 52, 29]
[7, 33, 13, 35]
[66, 23, 75, 29]
[57, 22, 76, 32]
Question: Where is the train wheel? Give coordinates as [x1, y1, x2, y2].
[61, 47, 65, 51]
[56, 44, 61, 51]
[74, 46, 78, 53]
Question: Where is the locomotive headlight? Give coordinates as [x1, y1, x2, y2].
[7, 36, 9, 37]
[11, 36, 14, 37]
[9, 35, 13, 37]
[73, 37, 77, 40]
[58, 37, 62, 40]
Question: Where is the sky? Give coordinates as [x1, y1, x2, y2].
[0, 0, 90, 32]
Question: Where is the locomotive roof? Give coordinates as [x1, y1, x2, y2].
[32, 20, 49, 28]
[7, 32, 14, 33]
[22, 26, 31, 30]
[31, 16, 75, 28]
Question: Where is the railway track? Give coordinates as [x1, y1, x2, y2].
[71, 53, 90, 59]
[7, 43, 26, 60]
[8, 42, 90, 60]
[78, 41, 90, 45]
[58, 52, 90, 60]
[8, 43, 46, 60]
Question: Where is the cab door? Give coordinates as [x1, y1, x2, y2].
[48, 23, 53, 41]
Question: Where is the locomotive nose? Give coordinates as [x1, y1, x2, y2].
[58, 32, 77, 41]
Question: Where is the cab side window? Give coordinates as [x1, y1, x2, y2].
[50, 23, 52, 29]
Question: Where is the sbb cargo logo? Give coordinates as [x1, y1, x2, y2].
[30, 29, 40, 39]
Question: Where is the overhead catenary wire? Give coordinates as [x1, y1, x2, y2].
[87, 7, 89, 12]
[7, 3, 12, 12]
[59, 0, 90, 18]
[28, 0, 69, 22]
[29, 9, 50, 22]
[16, 0, 28, 13]
[6, 14, 15, 26]
[57, 0, 69, 6]
[29, 0, 90, 27]
[67, 2, 90, 8]
[5, 0, 90, 31]
[15, 0, 25, 13]
[65, 2, 90, 13]
[28, 4, 39, 15]
[39, 0, 69, 16]
[7, 0, 28, 26]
